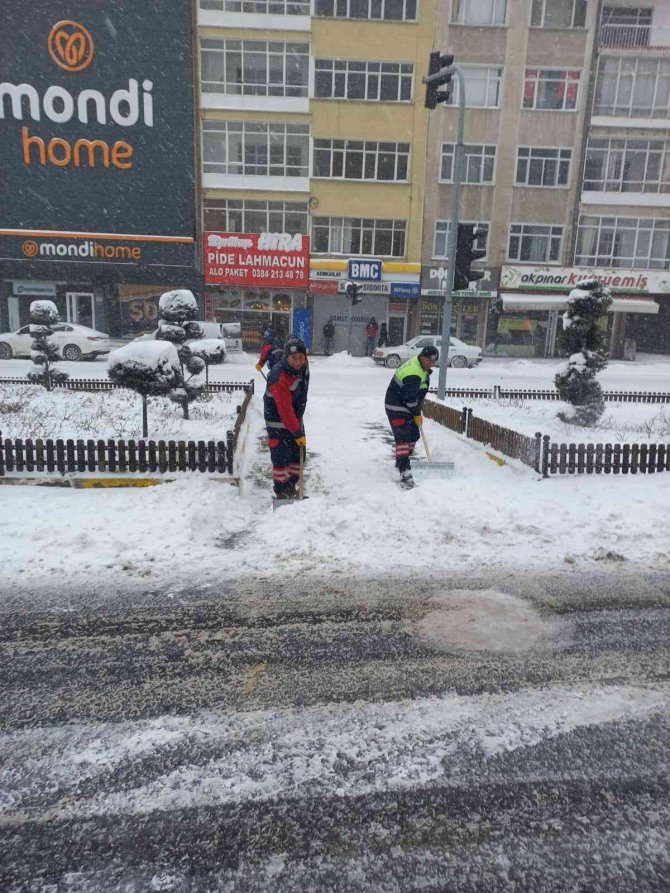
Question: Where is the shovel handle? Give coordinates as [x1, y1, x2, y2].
[298, 445, 305, 499]
[419, 424, 432, 464]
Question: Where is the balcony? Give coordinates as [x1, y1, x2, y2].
[598, 23, 670, 55]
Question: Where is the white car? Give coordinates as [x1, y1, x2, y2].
[373, 335, 483, 369]
[0, 323, 110, 361]
[133, 321, 241, 353]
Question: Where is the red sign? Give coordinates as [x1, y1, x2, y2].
[204, 231, 309, 288]
[308, 279, 339, 294]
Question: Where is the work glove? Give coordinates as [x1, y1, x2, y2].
[414, 415, 423, 426]
[295, 435, 307, 448]
[255, 363, 262, 372]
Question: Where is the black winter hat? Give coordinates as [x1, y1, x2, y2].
[284, 336, 307, 358]
[419, 345, 439, 362]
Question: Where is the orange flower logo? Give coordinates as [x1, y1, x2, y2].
[22, 241, 39, 257]
[48, 20, 94, 73]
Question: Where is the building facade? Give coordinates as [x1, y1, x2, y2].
[420, 0, 669, 359]
[198, 0, 436, 354]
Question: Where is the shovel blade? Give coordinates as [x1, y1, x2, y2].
[412, 461, 455, 480]
[272, 496, 306, 511]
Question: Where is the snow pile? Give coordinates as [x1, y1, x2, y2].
[29, 300, 59, 323]
[158, 289, 198, 318]
[108, 340, 181, 375]
[190, 339, 226, 362]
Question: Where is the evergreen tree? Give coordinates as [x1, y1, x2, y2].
[189, 339, 226, 388]
[555, 278, 613, 427]
[26, 300, 69, 392]
[157, 290, 205, 420]
[108, 341, 182, 438]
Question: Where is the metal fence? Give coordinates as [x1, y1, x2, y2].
[428, 386, 670, 404]
[0, 377, 254, 394]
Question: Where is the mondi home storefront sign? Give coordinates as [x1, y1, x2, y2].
[0, 1, 196, 271]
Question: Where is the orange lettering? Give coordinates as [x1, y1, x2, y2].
[73, 138, 110, 168]
[111, 141, 133, 169]
[22, 127, 46, 165]
[47, 138, 71, 167]
[131, 247, 141, 259]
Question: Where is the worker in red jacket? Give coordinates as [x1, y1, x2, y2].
[263, 337, 310, 499]
[365, 318, 379, 356]
[255, 328, 283, 373]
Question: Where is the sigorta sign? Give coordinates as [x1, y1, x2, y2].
[204, 232, 310, 288]
[0, 1, 196, 270]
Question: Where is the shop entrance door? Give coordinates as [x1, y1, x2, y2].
[387, 315, 405, 346]
[66, 292, 95, 329]
[7, 296, 20, 331]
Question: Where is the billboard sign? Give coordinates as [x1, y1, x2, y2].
[500, 265, 670, 295]
[421, 265, 499, 297]
[347, 259, 382, 281]
[0, 2, 196, 269]
[204, 232, 309, 288]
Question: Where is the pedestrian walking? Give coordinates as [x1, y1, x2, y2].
[384, 345, 439, 486]
[255, 327, 283, 373]
[365, 318, 379, 356]
[264, 336, 310, 499]
[377, 322, 388, 347]
[323, 317, 335, 356]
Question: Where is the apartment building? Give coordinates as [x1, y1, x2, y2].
[197, 0, 436, 354]
[422, 0, 669, 359]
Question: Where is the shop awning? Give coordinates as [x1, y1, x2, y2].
[502, 293, 659, 314]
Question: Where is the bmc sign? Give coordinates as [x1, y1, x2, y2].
[0, 1, 196, 269]
[348, 259, 382, 281]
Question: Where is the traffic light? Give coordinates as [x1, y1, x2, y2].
[454, 224, 486, 291]
[423, 51, 454, 110]
[346, 281, 363, 305]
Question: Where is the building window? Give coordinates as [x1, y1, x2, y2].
[530, 0, 587, 28]
[200, 39, 309, 97]
[584, 138, 670, 194]
[312, 217, 406, 256]
[314, 0, 417, 22]
[523, 68, 580, 110]
[200, 0, 310, 14]
[515, 147, 572, 187]
[599, 6, 653, 50]
[313, 139, 410, 181]
[440, 145, 496, 184]
[314, 59, 413, 102]
[447, 66, 504, 109]
[593, 57, 670, 119]
[508, 224, 563, 262]
[434, 221, 489, 259]
[575, 216, 670, 268]
[204, 200, 309, 234]
[202, 121, 309, 177]
[451, 0, 507, 26]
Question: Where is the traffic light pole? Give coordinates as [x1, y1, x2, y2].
[436, 66, 465, 401]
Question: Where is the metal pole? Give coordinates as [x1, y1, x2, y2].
[347, 298, 353, 355]
[436, 66, 465, 401]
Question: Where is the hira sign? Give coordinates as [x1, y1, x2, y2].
[205, 232, 310, 288]
[0, 1, 196, 268]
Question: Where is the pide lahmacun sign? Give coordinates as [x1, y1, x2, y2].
[204, 232, 310, 288]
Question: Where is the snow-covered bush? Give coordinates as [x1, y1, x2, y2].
[26, 300, 69, 392]
[555, 278, 612, 427]
[189, 338, 226, 387]
[108, 341, 181, 437]
[157, 289, 204, 419]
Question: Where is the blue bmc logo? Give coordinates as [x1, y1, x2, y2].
[348, 259, 382, 281]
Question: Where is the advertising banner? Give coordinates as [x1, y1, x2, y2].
[204, 232, 309, 288]
[500, 265, 670, 295]
[292, 307, 313, 349]
[0, 1, 196, 269]
[421, 265, 499, 297]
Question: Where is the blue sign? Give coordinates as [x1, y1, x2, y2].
[348, 259, 382, 281]
[391, 282, 421, 299]
[292, 307, 313, 349]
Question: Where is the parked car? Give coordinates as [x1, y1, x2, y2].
[372, 335, 483, 369]
[132, 321, 241, 354]
[0, 323, 110, 361]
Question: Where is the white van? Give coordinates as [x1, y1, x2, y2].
[133, 321, 243, 353]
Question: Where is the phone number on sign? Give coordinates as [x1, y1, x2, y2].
[207, 268, 305, 282]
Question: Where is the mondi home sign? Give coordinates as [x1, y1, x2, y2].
[0, 1, 196, 270]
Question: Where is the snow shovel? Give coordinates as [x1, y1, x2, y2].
[412, 424, 454, 480]
[272, 446, 306, 511]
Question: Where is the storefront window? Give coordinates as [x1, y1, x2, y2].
[485, 310, 549, 357]
[208, 287, 304, 350]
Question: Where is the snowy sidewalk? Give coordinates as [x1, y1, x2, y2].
[1, 353, 669, 599]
